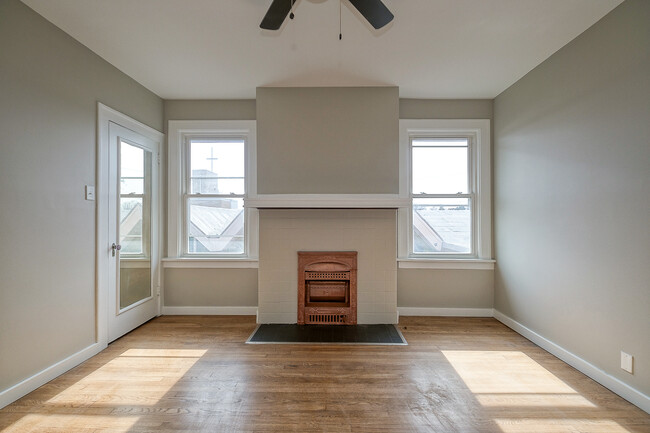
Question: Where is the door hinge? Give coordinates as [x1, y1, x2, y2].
[157, 153, 161, 166]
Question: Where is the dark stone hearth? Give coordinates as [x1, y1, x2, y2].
[247, 324, 406, 345]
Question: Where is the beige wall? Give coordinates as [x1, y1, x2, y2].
[494, 0, 650, 396]
[398, 269, 493, 309]
[0, 0, 162, 393]
[164, 99, 256, 126]
[400, 99, 493, 119]
[256, 87, 399, 194]
[160, 97, 494, 311]
[165, 97, 493, 123]
[164, 268, 258, 306]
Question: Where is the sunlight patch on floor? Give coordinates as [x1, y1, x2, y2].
[0, 349, 208, 433]
[46, 349, 207, 405]
[120, 348, 208, 357]
[441, 350, 577, 395]
[442, 350, 630, 433]
[494, 418, 631, 433]
[475, 393, 595, 408]
[1, 414, 141, 433]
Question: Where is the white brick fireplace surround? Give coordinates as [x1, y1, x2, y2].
[258, 209, 398, 324]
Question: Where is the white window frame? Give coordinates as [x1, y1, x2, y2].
[398, 119, 492, 269]
[167, 120, 258, 263]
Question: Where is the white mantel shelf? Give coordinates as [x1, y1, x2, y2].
[245, 194, 409, 209]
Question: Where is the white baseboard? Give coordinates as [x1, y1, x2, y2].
[162, 306, 258, 315]
[0, 342, 104, 410]
[398, 307, 494, 317]
[493, 310, 650, 414]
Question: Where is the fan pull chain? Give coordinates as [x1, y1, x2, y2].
[290, 0, 295, 19]
[339, 0, 342, 40]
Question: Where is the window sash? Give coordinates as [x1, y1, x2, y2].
[409, 135, 476, 257]
[411, 196, 474, 255]
[183, 195, 246, 255]
[186, 138, 245, 193]
[183, 137, 247, 257]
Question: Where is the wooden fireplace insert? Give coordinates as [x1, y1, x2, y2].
[298, 251, 357, 325]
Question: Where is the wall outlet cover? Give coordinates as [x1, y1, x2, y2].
[621, 351, 634, 374]
[85, 185, 95, 201]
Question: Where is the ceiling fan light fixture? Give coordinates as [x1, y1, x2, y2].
[260, 0, 393, 31]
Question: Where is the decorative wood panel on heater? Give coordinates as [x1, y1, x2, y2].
[298, 251, 357, 325]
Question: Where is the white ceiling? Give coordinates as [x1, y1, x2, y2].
[21, 0, 623, 100]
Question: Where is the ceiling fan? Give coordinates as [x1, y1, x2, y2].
[260, 0, 394, 31]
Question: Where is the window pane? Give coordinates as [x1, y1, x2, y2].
[190, 140, 244, 194]
[191, 178, 245, 195]
[120, 197, 143, 254]
[412, 140, 468, 194]
[413, 198, 471, 254]
[188, 197, 244, 254]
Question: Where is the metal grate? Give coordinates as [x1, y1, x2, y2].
[305, 271, 350, 280]
[307, 314, 347, 324]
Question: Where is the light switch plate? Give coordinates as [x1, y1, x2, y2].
[85, 185, 95, 201]
[621, 351, 633, 374]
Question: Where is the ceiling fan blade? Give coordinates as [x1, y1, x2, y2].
[347, 0, 394, 29]
[260, 0, 293, 30]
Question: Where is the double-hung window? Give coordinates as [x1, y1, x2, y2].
[399, 120, 491, 264]
[412, 137, 473, 254]
[168, 121, 257, 260]
[186, 138, 245, 254]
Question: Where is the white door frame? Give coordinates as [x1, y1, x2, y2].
[97, 103, 164, 347]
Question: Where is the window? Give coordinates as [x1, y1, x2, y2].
[399, 120, 491, 263]
[168, 121, 257, 260]
[186, 138, 245, 254]
[412, 137, 472, 254]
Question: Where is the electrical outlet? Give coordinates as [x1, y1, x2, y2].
[621, 351, 634, 374]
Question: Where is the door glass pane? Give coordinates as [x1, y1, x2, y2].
[413, 198, 471, 254]
[188, 197, 244, 254]
[120, 197, 143, 254]
[120, 178, 144, 195]
[119, 140, 152, 310]
[412, 139, 468, 194]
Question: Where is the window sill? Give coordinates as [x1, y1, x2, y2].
[162, 258, 259, 269]
[397, 258, 495, 270]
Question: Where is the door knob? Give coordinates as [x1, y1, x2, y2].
[111, 243, 122, 257]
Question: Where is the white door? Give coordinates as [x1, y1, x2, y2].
[107, 122, 160, 342]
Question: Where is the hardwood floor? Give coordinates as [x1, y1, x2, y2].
[0, 316, 648, 432]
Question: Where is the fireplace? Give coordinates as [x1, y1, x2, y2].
[298, 251, 357, 325]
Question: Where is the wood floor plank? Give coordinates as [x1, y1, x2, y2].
[0, 316, 648, 432]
